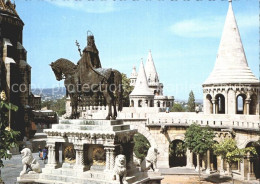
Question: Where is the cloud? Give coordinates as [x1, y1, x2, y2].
[46, 0, 116, 13]
[170, 14, 258, 38]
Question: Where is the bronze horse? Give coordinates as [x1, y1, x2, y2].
[50, 58, 123, 120]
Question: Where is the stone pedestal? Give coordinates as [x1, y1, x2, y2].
[17, 119, 163, 184]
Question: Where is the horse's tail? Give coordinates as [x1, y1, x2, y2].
[114, 70, 123, 111]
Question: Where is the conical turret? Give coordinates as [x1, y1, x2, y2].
[203, 0, 259, 85]
[145, 50, 159, 84]
[130, 60, 153, 96]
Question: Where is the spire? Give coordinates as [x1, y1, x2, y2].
[130, 60, 153, 96]
[204, 1, 259, 85]
[145, 50, 159, 83]
[130, 65, 138, 79]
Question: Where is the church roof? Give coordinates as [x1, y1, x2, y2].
[203, 0, 259, 85]
[145, 50, 159, 84]
[130, 65, 138, 79]
[130, 60, 154, 96]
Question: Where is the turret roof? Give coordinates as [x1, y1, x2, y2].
[204, 0, 259, 85]
[130, 60, 154, 96]
[145, 50, 159, 84]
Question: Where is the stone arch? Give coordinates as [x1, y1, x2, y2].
[169, 139, 186, 167]
[215, 93, 225, 114]
[236, 93, 246, 114]
[249, 93, 258, 115]
[150, 100, 154, 107]
[130, 100, 134, 107]
[132, 124, 158, 149]
[205, 94, 213, 114]
[138, 100, 142, 107]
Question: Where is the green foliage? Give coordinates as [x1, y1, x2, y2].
[184, 123, 215, 155]
[187, 90, 195, 112]
[171, 103, 186, 112]
[133, 133, 150, 161]
[213, 138, 257, 166]
[170, 141, 185, 157]
[0, 99, 20, 168]
[41, 97, 66, 116]
[121, 73, 133, 107]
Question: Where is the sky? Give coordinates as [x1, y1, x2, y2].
[15, 0, 259, 101]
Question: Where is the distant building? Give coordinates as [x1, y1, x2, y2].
[29, 93, 41, 110]
[129, 51, 174, 108]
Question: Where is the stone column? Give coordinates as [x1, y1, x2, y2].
[105, 146, 115, 172]
[73, 144, 85, 171]
[186, 149, 194, 168]
[46, 142, 58, 168]
[220, 156, 225, 174]
[212, 100, 216, 114]
[247, 151, 255, 180]
[195, 154, 200, 171]
[245, 99, 251, 115]
[206, 150, 211, 174]
[109, 147, 116, 170]
[105, 147, 111, 171]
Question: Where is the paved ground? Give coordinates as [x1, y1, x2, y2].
[1, 154, 259, 184]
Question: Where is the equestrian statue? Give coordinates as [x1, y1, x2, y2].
[50, 33, 123, 120]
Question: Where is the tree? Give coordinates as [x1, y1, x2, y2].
[121, 73, 134, 107]
[0, 91, 20, 183]
[213, 138, 257, 184]
[133, 133, 150, 161]
[171, 103, 186, 112]
[184, 123, 215, 182]
[41, 97, 66, 116]
[187, 90, 195, 112]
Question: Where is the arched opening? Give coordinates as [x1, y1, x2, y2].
[150, 100, 154, 107]
[246, 142, 260, 179]
[138, 100, 142, 107]
[169, 140, 186, 167]
[249, 94, 258, 115]
[206, 94, 213, 114]
[157, 101, 160, 107]
[163, 102, 165, 107]
[215, 94, 225, 114]
[236, 94, 246, 114]
[210, 141, 218, 171]
[133, 133, 151, 166]
[130, 100, 134, 107]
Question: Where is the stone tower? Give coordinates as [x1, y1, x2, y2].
[203, 0, 259, 115]
[129, 65, 138, 86]
[0, 0, 32, 136]
[129, 60, 154, 107]
[145, 50, 163, 95]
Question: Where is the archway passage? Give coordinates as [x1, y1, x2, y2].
[210, 149, 217, 171]
[133, 133, 151, 162]
[249, 94, 257, 115]
[246, 142, 260, 179]
[215, 94, 225, 114]
[169, 140, 186, 167]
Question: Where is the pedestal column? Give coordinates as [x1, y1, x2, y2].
[206, 150, 211, 174]
[74, 144, 85, 171]
[46, 142, 58, 168]
[105, 146, 115, 172]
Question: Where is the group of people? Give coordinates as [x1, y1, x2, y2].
[38, 145, 48, 164]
